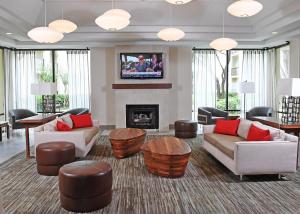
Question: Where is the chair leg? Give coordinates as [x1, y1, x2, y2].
[278, 174, 282, 180]
[240, 175, 243, 181]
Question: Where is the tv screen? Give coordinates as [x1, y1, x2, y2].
[120, 53, 164, 79]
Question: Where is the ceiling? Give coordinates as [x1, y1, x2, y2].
[0, 0, 300, 48]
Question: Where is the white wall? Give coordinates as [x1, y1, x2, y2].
[90, 46, 193, 126]
[290, 38, 300, 78]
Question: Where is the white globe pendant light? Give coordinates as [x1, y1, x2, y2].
[28, 27, 64, 43]
[166, 0, 193, 5]
[209, 38, 238, 52]
[227, 0, 263, 17]
[49, 19, 77, 33]
[210, 3, 238, 51]
[27, 0, 63, 43]
[95, 0, 131, 31]
[157, 28, 185, 42]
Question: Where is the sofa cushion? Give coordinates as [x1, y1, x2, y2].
[253, 122, 285, 141]
[204, 133, 244, 159]
[72, 127, 99, 145]
[57, 121, 72, 132]
[44, 118, 63, 131]
[61, 114, 73, 129]
[214, 119, 240, 136]
[247, 124, 272, 141]
[71, 114, 93, 128]
[237, 119, 254, 139]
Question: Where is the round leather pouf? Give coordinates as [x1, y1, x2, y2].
[36, 142, 75, 176]
[175, 120, 198, 138]
[59, 160, 112, 213]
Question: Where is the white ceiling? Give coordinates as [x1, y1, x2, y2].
[0, 0, 300, 48]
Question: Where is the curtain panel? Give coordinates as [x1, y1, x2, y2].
[193, 50, 217, 119]
[67, 50, 91, 109]
[14, 51, 37, 111]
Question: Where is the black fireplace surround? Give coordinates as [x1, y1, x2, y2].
[126, 105, 159, 129]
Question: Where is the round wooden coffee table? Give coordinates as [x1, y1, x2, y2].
[109, 128, 146, 159]
[142, 136, 191, 178]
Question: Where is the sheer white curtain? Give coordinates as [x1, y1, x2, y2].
[241, 49, 277, 111]
[3, 49, 16, 119]
[15, 51, 36, 111]
[193, 50, 217, 119]
[67, 50, 91, 109]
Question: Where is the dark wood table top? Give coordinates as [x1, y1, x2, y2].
[109, 128, 146, 140]
[252, 116, 300, 129]
[17, 114, 57, 125]
[142, 137, 191, 156]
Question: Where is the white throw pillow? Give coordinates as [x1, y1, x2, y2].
[44, 118, 63, 131]
[237, 119, 254, 139]
[61, 114, 73, 129]
[253, 122, 285, 141]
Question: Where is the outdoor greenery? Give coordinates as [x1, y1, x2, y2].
[217, 92, 240, 110]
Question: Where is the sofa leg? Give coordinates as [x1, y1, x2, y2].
[240, 175, 243, 181]
[278, 174, 282, 180]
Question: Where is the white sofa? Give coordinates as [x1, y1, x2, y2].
[202, 119, 298, 180]
[34, 119, 100, 158]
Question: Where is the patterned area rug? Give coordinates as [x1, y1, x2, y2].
[0, 135, 299, 214]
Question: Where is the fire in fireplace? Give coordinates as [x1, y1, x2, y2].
[126, 105, 159, 129]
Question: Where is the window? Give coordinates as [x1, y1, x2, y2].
[55, 51, 69, 112]
[35, 51, 53, 112]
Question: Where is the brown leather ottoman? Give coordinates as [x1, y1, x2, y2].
[175, 120, 198, 138]
[59, 160, 112, 213]
[36, 142, 75, 176]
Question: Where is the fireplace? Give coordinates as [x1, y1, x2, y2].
[126, 105, 159, 129]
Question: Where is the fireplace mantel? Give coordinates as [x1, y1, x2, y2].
[112, 83, 172, 89]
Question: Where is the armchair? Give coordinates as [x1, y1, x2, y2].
[59, 108, 89, 117]
[198, 107, 229, 125]
[246, 107, 273, 120]
[9, 109, 38, 129]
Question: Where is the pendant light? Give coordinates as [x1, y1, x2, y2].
[227, 0, 263, 17]
[95, 0, 131, 31]
[28, 0, 64, 43]
[157, 4, 185, 41]
[49, 9, 77, 33]
[210, 2, 238, 51]
[166, 0, 193, 5]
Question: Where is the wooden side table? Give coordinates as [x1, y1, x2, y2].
[0, 121, 9, 142]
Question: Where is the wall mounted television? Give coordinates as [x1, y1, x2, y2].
[120, 53, 164, 79]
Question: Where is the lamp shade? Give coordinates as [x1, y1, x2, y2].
[104, 9, 131, 20]
[49, 19, 77, 33]
[277, 78, 300, 96]
[27, 27, 64, 43]
[209, 38, 238, 51]
[157, 28, 185, 42]
[95, 8, 131, 31]
[166, 0, 193, 5]
[31, 83, 57, 95]
[227, 0, 263, 17]
[239, 81, 255, 94]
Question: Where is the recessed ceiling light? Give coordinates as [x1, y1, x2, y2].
[6, 32, 12, 35]
[272, 32, 278, 35]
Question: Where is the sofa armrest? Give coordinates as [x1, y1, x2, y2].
[93, 120, 100, 127]
[203, 125, 215, 134]
[213, 109, 229, 118]
[234, 141, 298, 174]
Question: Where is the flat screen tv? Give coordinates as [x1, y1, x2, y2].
[120, 53, 164, 79]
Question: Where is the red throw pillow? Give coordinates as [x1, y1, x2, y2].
[214, 119, 240, 136]
[70, 113, 93, 128]
[56, 121, 72, 131]
[247, 124, 272, 141]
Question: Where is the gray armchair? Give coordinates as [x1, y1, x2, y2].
[198, 107, 229, 125]
[59, 108, 89, 117]
[246, 106, 273, 120]
[9, 109, 38, 130]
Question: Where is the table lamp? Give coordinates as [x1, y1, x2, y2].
[277, 78, 300, 123]
[31, 83, 57, 113]
[239, 81, 255, 116]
